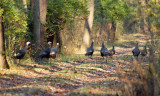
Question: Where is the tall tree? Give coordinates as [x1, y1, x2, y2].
[101, 0, 128, 42]
[30, 0, 33, 10]
[22, 0, 27, 9]
[0, 12, 9, 69]
[33, 0, 40, 46]
[40, 0, 47, 47]
[83, 0, 94, 48]
[110, 21, 117, 42]
[94, 0, 108, 43]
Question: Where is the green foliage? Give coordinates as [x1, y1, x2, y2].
[144, 1, 160, 31]
[0, 7, 4, 16]
[0, 0, 28, 56]
[100, 0, 130, 23]
[46, 0, 88, 37]
[1, 0, 27, 36]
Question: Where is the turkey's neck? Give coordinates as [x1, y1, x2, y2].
[91, 42, 94, 47]
[25, 45, 28, 49]
[102, 42, 104, 47]
[113, 45, 114, 49]
[49, 44, 51, 48]
[23, 45, 28, 51]
[135, 43, 139, 49]
[56, 45, 59, 49]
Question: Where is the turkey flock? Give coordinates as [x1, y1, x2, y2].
[36, 42, 59, 59]
[85, 40, 147, 62]
[14, 40, 147, 63]
[14, 41, 59, 63]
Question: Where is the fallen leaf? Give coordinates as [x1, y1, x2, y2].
[33, 91, 39, 95]
[45, 86, 52, 92]
[66, 70, 70, 73]
[74, 70, 78, 73]
[89, 89, 94, 94]
[93, 86, 97, 89]
[55, 91, 63, 95]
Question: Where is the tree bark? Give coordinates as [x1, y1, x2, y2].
[22, 0, 27, 9]
[33, 0, 40, 46]
[0, 16, 9, 69]
[40, 0, 47, 47]
[108, 23, 112, 42]
[83, 0, 94, 48]
[30, 0, 33, 10]
[110, 22, 117, 42]
[140, 0, 148, 33]
[98, 0, 108, 43]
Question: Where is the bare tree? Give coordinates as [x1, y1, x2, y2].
[82, 0, 94, 49]
[30, 0, 33, 10]
[33, 0, 40, 46]
[22, 0, 27, 9]
[0, 16, 9, 69]
[40, 0, 47, 47]
[110, 21, 117, 42]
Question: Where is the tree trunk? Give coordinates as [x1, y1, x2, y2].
[30, 0, 33, 10]
[33, 0, 40, 46]
[140, 0, 148, 33]
[0, 16, 9, 69]
[40, 0, 47, 47]
[110, 22, 117, 42]
[22, 0, 27, 9]
[108, 23, 112, 42]
[98, 0, 108, 43]
[82, 0, 94, 49]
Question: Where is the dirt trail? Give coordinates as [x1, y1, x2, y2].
[0, 48, 133, 96]
[0, 34, 148, 96]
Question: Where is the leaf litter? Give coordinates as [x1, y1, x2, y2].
[0, 33, 149, 96]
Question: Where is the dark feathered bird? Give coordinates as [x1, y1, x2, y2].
[37, 42, 52, 59]
[141, 45, 147, 56]
[109, 45, 115, 57]
[14, 42, 31, 63]
[100, 41, 110, 57]
[132, 42, 140, 57]
[100, 41, 111, 62]
[50, 43, 59, 59]
[85, 40, 94, 57]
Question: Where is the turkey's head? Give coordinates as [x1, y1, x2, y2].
[26, 42, 31, 46]
[56, 43, 59, 48]
[48, 41, 52, 45]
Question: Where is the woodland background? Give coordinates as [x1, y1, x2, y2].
[0, 0, 160, 95]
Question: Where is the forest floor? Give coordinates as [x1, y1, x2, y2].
[0, 33, 150, 96]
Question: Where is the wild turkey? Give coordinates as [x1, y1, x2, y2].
[109, 45, 115, 57]
[50, 43, 59, 59]
[141, 45, 147, 61]
[14, 42, 31, 63]
[100, 41, 110, 62]
[132, 41, 140, 58]
[37, 42, 52, 59]
[100, 41, 110, 57]
[85, 40, 94, 58]
[141, 45, 147, 56]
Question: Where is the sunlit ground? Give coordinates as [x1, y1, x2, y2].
[0, 33, 151, 96]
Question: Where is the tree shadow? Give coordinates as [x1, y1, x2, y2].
[0, 73, 88, 95]
[0, 87, 53, 96]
